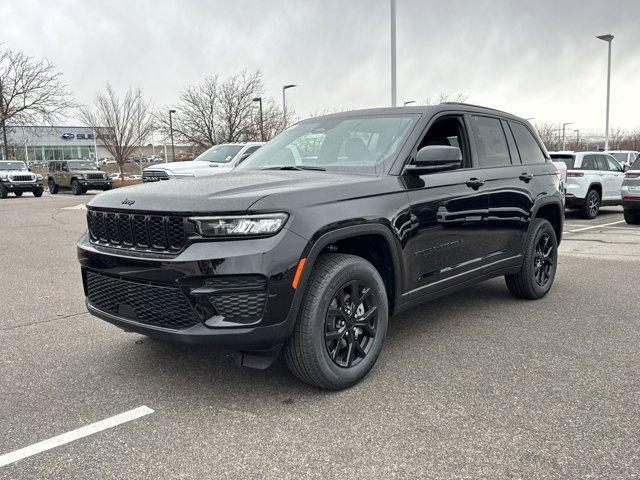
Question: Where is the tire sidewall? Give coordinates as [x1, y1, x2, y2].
[306, 261, 388, 387]
[585, 190, 600, 218]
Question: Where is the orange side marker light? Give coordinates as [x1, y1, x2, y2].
[292, 258, 307, 289]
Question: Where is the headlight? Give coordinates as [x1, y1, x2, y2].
[36, 174, 43, 180]
[0, 173, 7, 181]
[189, 213, 288, 237]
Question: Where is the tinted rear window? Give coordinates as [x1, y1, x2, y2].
[510, 122, 546, 164]
[550, 154, 575, 169]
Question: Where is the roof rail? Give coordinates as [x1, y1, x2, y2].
[440, 102, 509, 114]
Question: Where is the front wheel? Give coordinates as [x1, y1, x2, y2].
[580, 189, 600, 219]
[13, 191, 23, 197]
[48, 179, 58, 194]
[505, 218, 558, 299]
[33, 187, 44, 197]
[284, 253, 388, 390]
[0, 184, 7, 199]
[624, 209, 640, 225]
[71, 179, 83, 195]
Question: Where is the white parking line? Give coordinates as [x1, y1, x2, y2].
[0, 406, 154, 468]
[567, 220, 626, 233]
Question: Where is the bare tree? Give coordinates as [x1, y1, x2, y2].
[0, 47, 75, 159]
[80, 84, 154, 179]
[608, 127, 624, 150]
[216, 70, 262, 142]
[422, 92, 469, 105]
[156, 76, 221, 149]
[535, 122, 561, 151]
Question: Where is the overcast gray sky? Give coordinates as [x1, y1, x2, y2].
[2, 0, 639, 132]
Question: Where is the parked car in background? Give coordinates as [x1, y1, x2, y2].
[48, 160, 112, 195]
[606, 150, 639, 168]
[0, 160, 44, 198]
[79, 104, 563, 389]
[621, 155, 640, 224]
[550, 151, 627, 218]
[142, 142, 263, 182]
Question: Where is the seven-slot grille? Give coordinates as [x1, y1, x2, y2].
[86, 173, 105, 180]
[87, 209, 187, 252]
[85, 271, 199, 330]
[142, 170, 170, 181]
[9, 174, 35, 182]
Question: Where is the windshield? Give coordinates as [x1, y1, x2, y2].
[0, 161, 27, 171]
[237, 114, 418, 174]
[68, 161, 99, 170]
[195, 145, 243, 163]
[610, 153, 629, 164]
[550, 154, 575, 170]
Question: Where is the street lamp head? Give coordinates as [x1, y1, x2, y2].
[252, 97, 261, 102]
[169, 109, 176, 114]
[403, 100, 416, 106]
[283, 84, 297, 90]
[596, 34, 614, 42]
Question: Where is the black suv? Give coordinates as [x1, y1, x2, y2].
[78, 104, 564, 390]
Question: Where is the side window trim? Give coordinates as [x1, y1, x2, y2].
[501, 119, 521, 164]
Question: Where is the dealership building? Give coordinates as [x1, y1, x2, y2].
[2, 125, 114, 163]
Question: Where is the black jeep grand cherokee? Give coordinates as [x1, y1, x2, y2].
[78, 104, 564, 390]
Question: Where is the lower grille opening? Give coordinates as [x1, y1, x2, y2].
[85, 271, 200, 330]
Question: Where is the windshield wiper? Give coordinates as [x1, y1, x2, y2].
[260, 165, 326, 171]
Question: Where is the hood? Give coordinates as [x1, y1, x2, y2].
[88, 170, 395, 213]
[144, 160, 231, 174]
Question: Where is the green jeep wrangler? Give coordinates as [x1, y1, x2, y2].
[48, 160, 112, 195]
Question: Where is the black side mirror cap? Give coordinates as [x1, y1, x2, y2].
[405, 145, 462, 174]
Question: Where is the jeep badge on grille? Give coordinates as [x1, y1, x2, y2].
[121, 199, 135, 206]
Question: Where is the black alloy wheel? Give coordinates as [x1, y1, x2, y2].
[71, 179, 83, 195]
[13, 191, 23, 197]
[325, 280, 378, 368]
[533, 233, 554, 287]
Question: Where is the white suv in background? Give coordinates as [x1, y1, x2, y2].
[142, 142, 263, 182]
[606, 150, 639, 168]
[549, 151, 628, 219]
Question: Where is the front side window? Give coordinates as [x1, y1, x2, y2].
[0, 161, 27, 171]
[580, 155, 598, 170]
[416, 115, 470, 168]
[68, 161, 98, 170]
[237, 114, 417, 174]
[509, 122, 546, 164]
[470, 116, 511, 167]
[605, 155, 623, 172]
[595, 155, 609, 171]
[195, 145, 244, 163]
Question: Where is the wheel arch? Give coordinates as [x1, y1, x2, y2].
[588, 182, 602, 197]
[531, 198, 564, 245]
[292, 224, 403, 316]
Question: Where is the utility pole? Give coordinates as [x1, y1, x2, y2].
[253, 97, 264, 141]
[282, 85, 297, 129]
[562, 122, 573, 150]
[390, 0, 397, 107]
[597, 34, 614, 150]
[169, 109, 176, 162]
[574, 129, 580, 149]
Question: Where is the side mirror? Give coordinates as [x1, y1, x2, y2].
[405, 145, 462, 174]
[623, 164, 630, 172]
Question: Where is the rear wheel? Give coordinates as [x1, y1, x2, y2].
[505, 218, 558, 300]
[71, 179, 83, 195]
[580, 189, 600, 219]
[13, 191, 23, 197]
[48, 179, 58, 194]
[284, 253, 388, 390]
[0, 184, 7, 199]
[624, 209, 640, 225]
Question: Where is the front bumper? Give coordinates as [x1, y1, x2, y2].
[80, 179, 112, 189]
[1, 180, 43, 192]
[77, 227, 308, 352]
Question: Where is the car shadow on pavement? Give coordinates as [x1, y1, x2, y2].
[92, 278, 513, 403]
[564, 207, 622, 220]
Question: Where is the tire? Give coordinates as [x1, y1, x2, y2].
[48, 179, 58, 194]
[0, 184, 7, 199]
[580, 189, 600, 219]
[71, 179, 83, 195]
[33, 187, 44, 197]
[624, 209, 640, 225]
[13, 191, 23, 197]
[103, 185, 112, 191]
[505, 218, 558, 300]
[284, 253, 389, 390]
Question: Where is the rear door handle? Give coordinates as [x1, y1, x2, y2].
[465, 178, 485, 189]
[519, 172, 534, 182]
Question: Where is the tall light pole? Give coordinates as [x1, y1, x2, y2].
[403, 100, 416, 106]
[168, 109, 176, 162]
[390, 0, 397, 107]
[562, 122, 573, 150]
[253, 96, 264, 141]
[574, 129, 580, 149]
[282, 84, 297, 129]
[597, 34, 614, 151]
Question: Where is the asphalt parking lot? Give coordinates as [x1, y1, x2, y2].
[1, 192, 639, 479]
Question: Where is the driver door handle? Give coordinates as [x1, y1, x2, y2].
[519, 172, 534, 182]
[466, 178, 485, 189]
